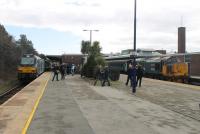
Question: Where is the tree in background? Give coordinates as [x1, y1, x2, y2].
[81, 40, 90, 54]
[91, 41, 106, 67]
[95, 56, 106, 67]
[0, 24, 20, 81]
[0, 24, 38, 83]
[81, 40, 106, 77]
[16, 34, 38, 56]
[90, 41, 101, 56]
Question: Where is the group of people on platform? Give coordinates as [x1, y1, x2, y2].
[52, 63, 76, 81]
[126, 64, 144, 94]
[93, 63, 144, 93]
[52, 62, 144, 94]
[94, 65, 111, 87]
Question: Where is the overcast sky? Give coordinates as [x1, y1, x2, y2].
[0, 0, 200, 55]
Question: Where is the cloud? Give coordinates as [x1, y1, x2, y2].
[0, 0, 200, 53]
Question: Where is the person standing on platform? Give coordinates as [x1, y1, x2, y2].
[60, 63, 65, 80]
[71, 64, 75, 76]
[66, 64, 70, 75]
[102, 66, 111, 86]
[129, 65, 137, 93]
[52, 64, 59, 81]
[136, 64, 144, 87]
[125, 64, 133, 86]
[94, 65, 103, 86]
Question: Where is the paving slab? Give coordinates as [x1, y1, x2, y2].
[27, 76, 95, 134]
[0, 72, 50, 134]
[28, 75, 200, 134]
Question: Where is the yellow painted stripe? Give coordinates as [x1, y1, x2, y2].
[21, 73, 50, 134]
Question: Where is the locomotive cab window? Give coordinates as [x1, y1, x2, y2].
[21, 57, 35, 65]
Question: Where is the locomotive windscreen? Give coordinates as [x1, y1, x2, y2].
[21, 57, 35, 65]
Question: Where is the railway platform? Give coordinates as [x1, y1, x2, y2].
[0, 73, 200, 134]
[0, 72, 50, 134]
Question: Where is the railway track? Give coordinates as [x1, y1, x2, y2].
[0, 82, 26, 105]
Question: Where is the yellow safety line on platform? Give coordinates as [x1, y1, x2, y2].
[21, 73, 50, 134]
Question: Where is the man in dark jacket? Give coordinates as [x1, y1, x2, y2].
[129, 65, 137, 93]
[52, 64, 59, 81]
[102, 66, 111, 86]
[60, 63, 65, 80]
[94, 65, 103, 86]
[126, 64, 132, 86]
[136, 65, 144, 87]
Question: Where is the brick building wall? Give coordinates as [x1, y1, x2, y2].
[61, 54, 84, 70]
[176, 53, 200, 76]
[190, 54, 200, 76]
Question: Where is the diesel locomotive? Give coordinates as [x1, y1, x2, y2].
[106, 55, 189, 83]
[141, 56, 189, 82]
[17, 54, 45, 81]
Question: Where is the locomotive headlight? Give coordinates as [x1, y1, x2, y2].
[18, 68, 23, 73]
[31, 68, 37, 73]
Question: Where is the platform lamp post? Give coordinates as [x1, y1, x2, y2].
[82, 29, 99, 67]
[133, 0, 137, 66]
[83, 29, 99, 46]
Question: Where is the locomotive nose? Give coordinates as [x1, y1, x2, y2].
[18, 67, 36, 73]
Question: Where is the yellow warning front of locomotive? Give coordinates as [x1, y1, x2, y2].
[18, 67, 37, 73]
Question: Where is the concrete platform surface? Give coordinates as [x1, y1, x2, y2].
[0, 72, 50, 134]
[27, 75, 200, 134]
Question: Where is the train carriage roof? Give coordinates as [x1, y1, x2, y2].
[145, 56, 172, 63]
[22, 54, 41, 59]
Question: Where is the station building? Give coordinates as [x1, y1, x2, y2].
[61, 54, 84, 67]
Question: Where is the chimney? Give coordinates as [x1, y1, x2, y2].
[178, 27, 186, 53]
